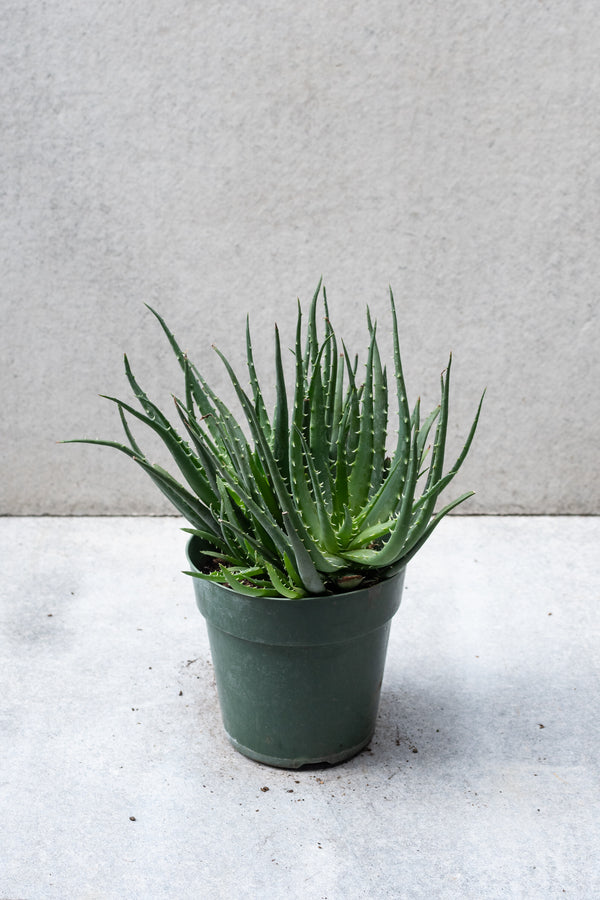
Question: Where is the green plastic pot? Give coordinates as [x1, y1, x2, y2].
[186, 537, 405, 769]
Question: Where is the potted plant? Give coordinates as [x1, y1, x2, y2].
[66, 282, 484, 768]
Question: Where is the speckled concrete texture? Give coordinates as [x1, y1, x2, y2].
[2, 3, 599, 515]
[1, 516, 598, 898]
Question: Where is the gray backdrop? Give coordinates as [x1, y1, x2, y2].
[3, 2, 599, 515]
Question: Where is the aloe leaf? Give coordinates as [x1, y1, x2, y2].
[134, 459, 221, 534]
[138, 460, 218, 523]
[329, 349, 345, 459]
[288, 308, 321, 536]
[229, 566, 268, 580]
[145, 303, 186, 360]
[417, 404, 440, 462]
[412, 396, 421, 441]
[61, 436, 138, 459]
[146, 305, 249, 463]
[346, 515, 396, 550]
[265, 562, 305, 599]
[246, 316, 271, 439]
[181, 357, 226, 458]
[212, 346, 344, 575]
[386, 491, 476, 577]
[296, 427, 339, 554]
[410, 357, 452, 545]
[215, 565, 274, 597]
[282, 513, 327, 593]
[173, 398, 221, 502]
[183, 569, 230, 585]
[426, 356, 451, 489]
[369, 329, 388, 496]
[245, 509, 281, 562]
[283, 551, 303, 589]
[348, 327, 376, 512]
[355, 444, 411, 531]
[247, 450, 279, 519]
[123, 355, 170, 428]
[210, 551, 250, 565]
[180, 528, 231, 555]
[146, 305, 218, 424]
[217, 500, 281, 568]
[355, 397, 418, 530]
[307, 335, 334, 508]
[182, 353, 257, 497]
[412, 381, 483, 512]
[341, 429, 419, 568]
[332, 397, 353, 517]
[216, 478, 251, 559]
[212, 464, 294, 564]
[389, 287, 412, 470]
[321, 288, 339, 458]
[409, 386, 485, 531]
[410, 397, 421, 430]
[63, 435, 219, 536]
[193, 371, 253, 477]
[181, 356, 233, 459]
[234, 499, 290, 564]
[341, 342, 361, 462]
[190, 565, 271, 589]
[324, 342, 340, 457]
[117, 405, 144, 456]
[303, 278, 322, 370]
[205, 388, 255, 488]
[335, 504, 354, 548]
[99, 394, 216, 510]
[446, 388, 486, 479]
[272, 324, 289, 483]
[204, 378, 249, 454]
[411, 469, 460, 517]
[175, 393, 261, 520]
[322, 286, 335, 433]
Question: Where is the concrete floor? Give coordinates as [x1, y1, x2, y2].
[1, 516, 598, 900]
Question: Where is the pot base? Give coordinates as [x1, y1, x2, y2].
[226, 730, 374, 769]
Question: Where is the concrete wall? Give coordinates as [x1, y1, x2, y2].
[3, 2, 599, 515]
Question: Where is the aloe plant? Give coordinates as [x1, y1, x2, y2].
[65, 282, 484, 598]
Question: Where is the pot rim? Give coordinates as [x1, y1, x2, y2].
[186, 535, 406, 645]
[185, 534, 405, 605]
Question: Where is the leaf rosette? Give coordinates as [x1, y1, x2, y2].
[65, 283, 484, 598]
